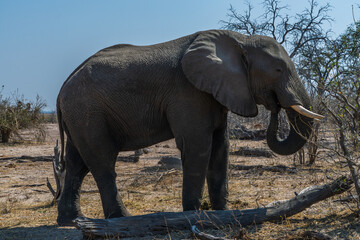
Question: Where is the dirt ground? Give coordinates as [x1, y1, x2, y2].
[0, 123, 359, 239]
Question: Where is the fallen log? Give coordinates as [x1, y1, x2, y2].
[75, 176, 353, 239]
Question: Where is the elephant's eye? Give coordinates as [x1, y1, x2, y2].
[276, 68, 283, 73]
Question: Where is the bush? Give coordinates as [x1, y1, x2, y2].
[0, 89, 46, 143]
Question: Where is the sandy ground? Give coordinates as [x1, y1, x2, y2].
[0, 123, 359, 239]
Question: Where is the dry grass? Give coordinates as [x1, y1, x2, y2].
[0, 124, 359, 239]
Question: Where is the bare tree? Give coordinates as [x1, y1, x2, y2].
[326, 21, 360, 205]
[301, 17, 360, 210]
[221, 0, 333, 58]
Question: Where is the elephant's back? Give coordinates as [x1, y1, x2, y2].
[59, 33, 197, 91]
[89, 33, 197, 71]
[70, 34, 198, 101]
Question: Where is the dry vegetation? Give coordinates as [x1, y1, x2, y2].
[0, 120, 359, 239]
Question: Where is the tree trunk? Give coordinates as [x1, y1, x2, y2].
[1, 129, 11, 143]
[308, 122, 319, 165]
[339, 128, 360, 206]
[75, 176, 352, 239]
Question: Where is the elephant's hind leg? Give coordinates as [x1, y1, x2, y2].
[75, 129, 131, 219]
[57, 140, 89, 226]
[91, 165, 131, 218]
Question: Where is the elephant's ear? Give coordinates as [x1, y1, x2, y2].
[181, 31, 258, 117]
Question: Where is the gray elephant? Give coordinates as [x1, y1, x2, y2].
[56, 30, 323, 226]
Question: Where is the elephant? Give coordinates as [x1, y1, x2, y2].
[55, 29, 323, 226]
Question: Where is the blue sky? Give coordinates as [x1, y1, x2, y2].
[0, 0, 358, 111]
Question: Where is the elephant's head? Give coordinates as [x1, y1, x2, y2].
[181, 30, 323, 155]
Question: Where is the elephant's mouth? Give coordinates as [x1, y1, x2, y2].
[261, 90, 323, 120]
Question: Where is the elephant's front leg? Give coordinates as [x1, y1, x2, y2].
[180, 135, 213, 211]
[206, 125, 229, 210]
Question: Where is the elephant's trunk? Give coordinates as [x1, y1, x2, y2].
[266, 108, 313, 155]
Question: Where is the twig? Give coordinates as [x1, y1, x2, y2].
[191, 225, 230, 240]
[153, 169, 178, 190]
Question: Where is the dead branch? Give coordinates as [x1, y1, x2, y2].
[300, 230, 332, 240]
[51, 140, 65, 201]
[230, 147, 274, 158]
[46, 178, 56, 196]
[334, 194, 359, 203]
[11, 183, 45, 188]
[0, 155, 53, 162]
[158, 156, 182, 170]
[230, 164, 297, 174]
[75, 176, 352, 239]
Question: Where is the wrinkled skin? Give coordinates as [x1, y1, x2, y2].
[56, 30, 314, 226]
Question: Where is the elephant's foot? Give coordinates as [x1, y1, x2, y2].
[106, 207, 132, 219]
[212, 203, 229, 211]
[209, 196, 229, 210]
[57, 211, 84, 226]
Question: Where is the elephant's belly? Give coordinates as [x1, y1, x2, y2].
[114, 125, 175, 151]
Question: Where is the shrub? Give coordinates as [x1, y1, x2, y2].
[0, 89, 46, 143]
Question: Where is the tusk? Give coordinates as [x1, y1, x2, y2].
[291, 105, 325, 120]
